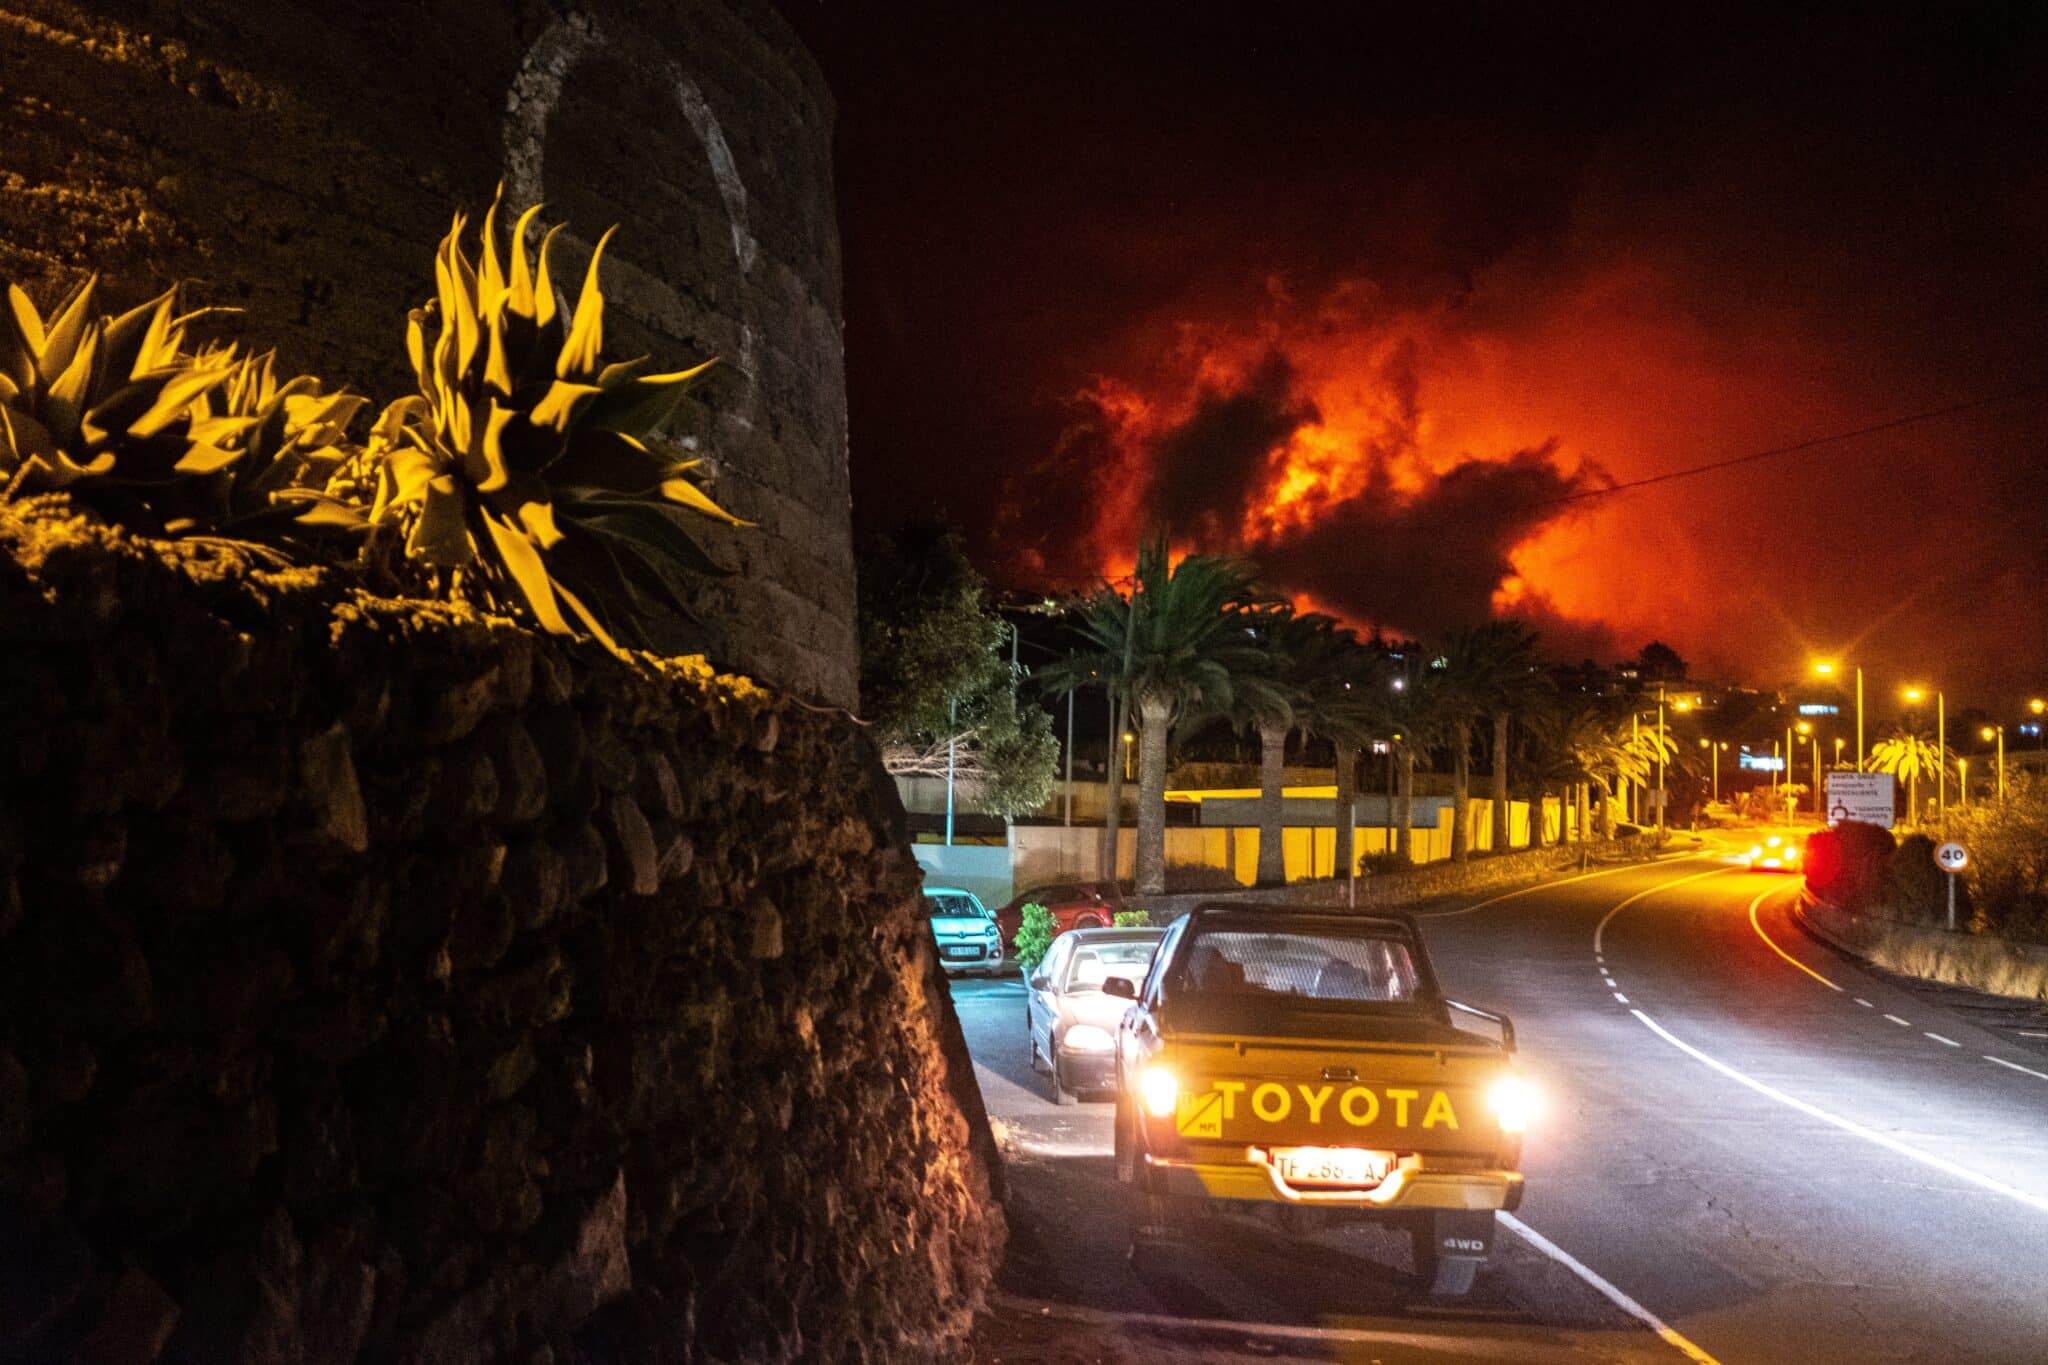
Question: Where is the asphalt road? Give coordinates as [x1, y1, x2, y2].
[951, 835, 2048, 1363]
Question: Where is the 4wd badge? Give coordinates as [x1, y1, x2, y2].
[1175, 1089, 1225, 1138]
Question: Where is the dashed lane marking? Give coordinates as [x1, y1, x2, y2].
[1746, 884, 1841, 991]
[1612, 991, 1630, 1004]
[1628, 1008, 2048, 1219]
[1854, 998, 1874, 1008]
[1925, 1033, 1961, 1048]
[1591, 867, 1735, 955]
[1986, 1055, 2048, 1083]
[1883, 1014, 1912, 1027]
[1500, 1214, 1723, 1364]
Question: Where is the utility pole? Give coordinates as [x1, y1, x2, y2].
[1655, 683, 1667, 833]
[944, 696, 957, 847]
[1063, 687, 1074, 828]
[1937, 691, 1947, 834]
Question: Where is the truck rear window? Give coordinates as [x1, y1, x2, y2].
[1175, 930, 1422, 1004]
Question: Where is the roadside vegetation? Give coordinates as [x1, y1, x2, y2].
[1807, 784, 2048, 944]
[1039, 533, 1683, 895]
[855, 521, 1059, 818]
[0, 193, 743, 654]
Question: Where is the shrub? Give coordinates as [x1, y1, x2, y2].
[1358, 851, 1409, 875]
[1883, 833, 1968, 927]
[1943, 780, 2048, 941]
[1013, 904, 1056, 970]
[1111, 909, 1151, 928]
[1803, 821, 1894, 910]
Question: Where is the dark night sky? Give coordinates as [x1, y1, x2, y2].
[780, 2, 2048, 709]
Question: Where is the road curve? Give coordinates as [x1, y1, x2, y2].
[957, 846, 2048, 1362]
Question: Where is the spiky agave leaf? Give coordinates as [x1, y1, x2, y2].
[0, 278, 248, 521]
[371, 189, 744, 650]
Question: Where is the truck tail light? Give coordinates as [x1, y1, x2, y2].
[1139, 1065, 1179, 1117]
[1487, 1075, 1538, 1134]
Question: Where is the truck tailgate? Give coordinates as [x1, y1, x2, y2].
[1164, 1034, 1507, 1153]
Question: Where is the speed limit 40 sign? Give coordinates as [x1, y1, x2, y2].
[1935, 841, 1969, 872]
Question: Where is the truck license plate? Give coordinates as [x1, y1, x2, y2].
[1274, 1147, 1391, 1188]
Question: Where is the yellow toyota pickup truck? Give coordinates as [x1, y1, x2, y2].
[1107, 905, 1534, 1297]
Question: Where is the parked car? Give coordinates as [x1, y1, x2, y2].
[1025, 927, 1166, 1104]
[925, 888, 1004, 976]
[994, 880, 1127, 949]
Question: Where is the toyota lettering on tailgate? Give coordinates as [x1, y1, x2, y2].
[1174, 1080, 1460, 1137]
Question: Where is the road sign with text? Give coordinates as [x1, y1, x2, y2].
[1824, 772, 1894, 826]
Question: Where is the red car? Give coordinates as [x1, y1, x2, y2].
[994, 880, 1127, 949]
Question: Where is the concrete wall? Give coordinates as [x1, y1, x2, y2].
[912, 843, 1014, 910]
[0, 505, 996, 1362]
[0, 0, 856, 705]
[1003, 795, 1599, 891]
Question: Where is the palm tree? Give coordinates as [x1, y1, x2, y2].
[1871, 731, 1947, 826]
[1049, 536, 1280, 894]
[1433, 621, 1540, 861]
[1386, 661, 1451, 862]
[1234, 610, 1386, 883]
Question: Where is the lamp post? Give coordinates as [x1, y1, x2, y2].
[1813, 661, 1864, 769]
[1656, 683, 1667, 833]
[1122, 730, 1135, 782]
[2033, 698, 2046, 751]
[1699, 738, 1718, 802]
[1958, 757, 1969, 808]
[1981, 725, 2004, 801]
[1796, 720, 1816, 818]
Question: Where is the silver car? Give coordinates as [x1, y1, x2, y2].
[1025, 926, 1165, 1104]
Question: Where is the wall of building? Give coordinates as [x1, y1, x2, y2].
[0, 505, 997, 1362]
[0, 0, 856, 705]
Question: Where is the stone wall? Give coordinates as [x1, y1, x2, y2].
[0, 0, 856, 705]
[0, 503, 999, 1363]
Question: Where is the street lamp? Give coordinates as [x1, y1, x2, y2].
[1796, 720, 1818, 817]
[2033, 698, 2046, 751]
[1814, 660, 1864, 769]
[1981, 724, 2005, 801]
[1958, 757, 1969, 808]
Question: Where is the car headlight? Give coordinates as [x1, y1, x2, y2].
[1487, 1075, 1539, 1134]
[1062, 1024, 1114, 1052]
[1747, 846, 1763, 860]
[1138, 1065, 1178, 1117]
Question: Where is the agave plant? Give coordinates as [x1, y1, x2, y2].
[195, 347, 368, 537]
[370, 194, 743, 650]
[0, 278, 364, 538]
[1, 279, 246, 511]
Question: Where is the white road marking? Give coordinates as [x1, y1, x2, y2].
[1854, 998, 1875, 1007]
[1592, 867, 1734, 954]
[2019, 1031, 2048, 1038]
[1925, 1033, 1961, 1048]
[1985, 1055, 2048, 1082]
[1883, 1014, 1912, 1027]
[1613, 991, 1631, 1004]
[1421, 851, 1705, 920]
[1628, 1008, 2048, 1217]
[1500, 1214, 1723, 1364]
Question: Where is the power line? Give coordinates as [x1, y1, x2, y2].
[1537, 383, 2048, 507]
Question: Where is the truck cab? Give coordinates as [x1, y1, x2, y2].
[1108, 905, 1533, 1296]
